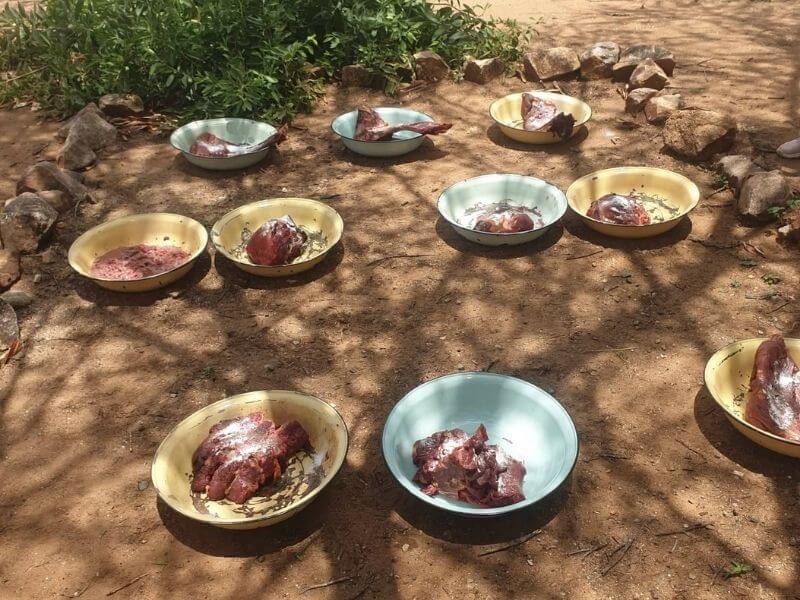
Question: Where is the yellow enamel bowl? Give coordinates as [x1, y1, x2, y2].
[68, 213, 208, 292]
[489, 91, 592, 144]
[704, 338, 800, 458]
[566, 166, 700, 239]
[211, 198, 343, 277]
[151, 390, 349, 529]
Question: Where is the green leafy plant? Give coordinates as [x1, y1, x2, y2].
[723, 561, 753, 579]
[712, 173, 729, 190]
[766, 195, 800, 219]
[762, 273, 782, 285]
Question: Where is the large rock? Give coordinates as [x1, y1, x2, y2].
[98, 93, 144, 117]
[580, 42, 620, 79]
[737, 171, 791, 219]
[625, 88, 659, 114]
[463, 57, 504, 84]
[341, 64, 376, 88]
[56, 103, 105, 141]
[523, 47, 580, 81]
[613, 44, 676, 81]
[0, 290, 32, 308]
[629, 58, 668, 90]
[644, 94, 682, 124]
[36, 190, 72, 214]
[16, 161, 90, 202]
[0, 249, 20, 291]
[57, 104, 118, 169]
[716, 155, 761, 192]
[662, 109, 737, 162]
[0, 193, 59, 253]
[413, 51, 449, 81]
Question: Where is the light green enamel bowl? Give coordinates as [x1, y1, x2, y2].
[170, 118, 279, 170]
[382, 372, 579, 517]
[330, 107, 436, 157]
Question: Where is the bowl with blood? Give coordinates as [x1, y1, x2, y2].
[489, 91, 592, 145]
[170, 117, 281, 170]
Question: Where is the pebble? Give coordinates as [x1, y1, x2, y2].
[33, 273, 42, 283]
[733, 470, 745, 478]
[0, 290, 33, 308]
[401, 543, 410, 552]
[137, 480, 150, 491]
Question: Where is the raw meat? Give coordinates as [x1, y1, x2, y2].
[353, 107, 452, 142]
[191, 413, 310, 504]
[521, 93, 576, 140]
[412, 424, 526, 508]
[245, 215, 308, 266]
[474, 207, 540, 233]
[189, 125, 288, 158]
[89, 244, 190, 280]
[586, 193, 651, 225]
[745, 335, 800, 441]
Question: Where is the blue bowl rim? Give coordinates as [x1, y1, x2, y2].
[170, 117, 278, 160]
[330, 107, 434, 144]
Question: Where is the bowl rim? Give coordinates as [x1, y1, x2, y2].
[330, 106, 434, 144]
[210, 197, 344, 269]
[436, 172, 568, 237]
[703, 337, 800, 448]
[170, 117, 278, 160]
[150, 389, 350, 526]
[67, 212, 209, 283]
[488, 90, 593, 132]
[565, 165, 701, 228]
[381, 371, 580, 516]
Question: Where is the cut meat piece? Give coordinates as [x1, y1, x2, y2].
[354, 108, 387, 140]
[245, 215, 308, 266]
[412, 424, 526, 508]
[745, 335, 800, 441]
[188, 126, 288, 158]
[474, 209, 536, 233]
[586, 193, 651, 225]
[353, 107, 453, 142]
[520, 93, 576, 140]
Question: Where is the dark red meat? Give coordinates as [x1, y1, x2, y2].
[586, 193, 651, 225]
[245, 215, 308, 266]
[412, 424, 526, 508]
[474, 210, 536, 233]
[189, 125, 288, 158]
[521, 93, 576, 140]
[90, 244, 190, 281]
[353, 107, 452, 141]
[745, 335, 800, 441]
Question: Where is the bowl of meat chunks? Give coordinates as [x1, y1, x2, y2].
[489, 90, 591, 145]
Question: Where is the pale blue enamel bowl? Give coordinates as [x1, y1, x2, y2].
[330, 107, 435, 157]
[170, 117, 278, 170]
[382, 372, 579, 516]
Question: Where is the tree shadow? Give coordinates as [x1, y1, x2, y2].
[486, 122, 590, 153]
[562, 216, 693, 250]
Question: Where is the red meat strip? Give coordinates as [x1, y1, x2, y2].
[245, 215, 308, 266]
[521, 93, 576, 140]
[586, 193, 651, 225]
[745, 335, 800, 441]
[189, 125, 288, 158]
[353, 107, 452, 141]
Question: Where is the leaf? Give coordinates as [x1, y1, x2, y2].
[723, 561, 753, 579]
[761, 273, 782, 285]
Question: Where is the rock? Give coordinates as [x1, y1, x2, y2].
[580, 42, 620, 79]
[57, 104, 117, 169]
[737, 171, 791, 219]
[778, 211, 800, 242]
[341, 64, 375, 88]
[662, 109, 737, 162]
[716, 155, 761, 191]
[463, 57, 504, 84]
[137, 479, 150, 491]
[98, 93, 144, 117]
[36, 190, 72, 214]
[523, 47, 580, 81]
[56, 103, 105, 141]
[16, 161, 90, 202]
[0, 193, 59, 253]
[613, 44, 676, 80]
[625, 88, 659, 114]
[414, 51, 449, 81]
[644, 94, 682, 124]
[0, 290, 32, 308]
[58, 137, 96, 171]
[0, 249, 20, 290]
[629, 58, 668, 90]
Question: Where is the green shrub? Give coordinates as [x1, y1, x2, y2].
[0, 0, 526, 123]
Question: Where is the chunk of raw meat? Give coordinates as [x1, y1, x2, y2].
[586, 193, 651, 225]
[745, 335, 800, 441]
[521, 93, 576, 140]
[245, 215, 308, 266]
[90, 244, 190, 281]
[189, 126, 288, 158]
[475, 209, 536, 233]
[412, 424, 526, 508]
[353, 107, 452, 141]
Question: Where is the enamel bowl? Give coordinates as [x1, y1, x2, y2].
[330, 107, 436, 157]
[170, 118, 280, 170]
[211, 197, 343, 277]
[704, 338, 800, 458]
[68, 212, 208, 293]
[151, 390, 349, 529]
[382, 372, 579, 517]
[566, 166, 700, 239]
[489, 91, 592, 144]
[437, 173, 567, 246]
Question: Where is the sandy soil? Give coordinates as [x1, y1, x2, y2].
[1, 0, 799, 599]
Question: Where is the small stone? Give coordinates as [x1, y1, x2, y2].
[137, 479, 150, 491]
[58, 104, 118, 170]
[716, 155, 761, 192]
[414, 51, 449, 81]
[0, 249, 20, 291]
[16, 161, 90, 202]
[0, 193, 59, 253]
[625, 88, 659, 114]
[98, 93, 144, 117]
[340, 64, 379, 88]
[644, 94, 682, 124]
[629, 58, 668, 90]
[662, 109, 737, 162]
[613, 44, 676, 81]
[749, 516, 759, 523]
[401, 543, 410, 552]
[523, 47, 581, 81]
[580, 42, 620, 79]
[737, 171, 791, 219]
[463, 57, 504, 84]
[733, 470, 745, 478]
[33, 273, 42, 284]
[0, 290, 32, 308]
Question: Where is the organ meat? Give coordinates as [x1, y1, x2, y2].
[90, 244, 190, 280]
[521, 93, 576, 140]
[586, 193, 651, 225]
[245, 215, 308, 266]
[745, 335, 800, 441]
[412, 424, 526, 508]
[353, 107, 452, 141]
[191, 413, 310, 504]
[189, 126, 288, 158]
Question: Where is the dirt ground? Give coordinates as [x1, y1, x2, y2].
[1, 0, 799, 598]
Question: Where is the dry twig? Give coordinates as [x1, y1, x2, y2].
[301, 576, 352, 594]
[106, 573, 150, 596]
[478, 530, 542, 557]
[601, 538, 634, 576]
[566, 249, 603, 261]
